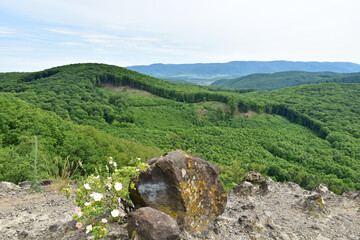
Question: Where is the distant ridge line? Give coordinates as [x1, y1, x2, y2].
[126, 61, 360, 83]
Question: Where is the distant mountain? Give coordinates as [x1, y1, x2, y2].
[211, 71, 360, 90]
[126, 61, 360, 84]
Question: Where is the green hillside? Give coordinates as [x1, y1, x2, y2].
[211, 71, 360, 90]
[0, 63, 359, 193]
[258, 83, 360, 158]
[0, 92, 161, 183]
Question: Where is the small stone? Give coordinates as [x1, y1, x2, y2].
[241, 203, 255, 210]
[49, 224, 59, 232]
[18, 231, 28, 239]
[238, 215, 248, 224]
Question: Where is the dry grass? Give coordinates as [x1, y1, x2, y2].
[238, 110, 256, 118]
[43, 156, 82, 192]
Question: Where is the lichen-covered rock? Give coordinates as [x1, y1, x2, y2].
[127, 207, 180, 240]
[300, 193, 328, 215]
[130, 150, 227, 235]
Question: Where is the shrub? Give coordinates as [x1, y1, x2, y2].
[70, 157, 148, 239]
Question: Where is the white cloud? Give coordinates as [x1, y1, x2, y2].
[0, 27, 16, 36]
[45, 28, 77, 35]
[56, 42, 83, 46]
[0, 30, 12, 34]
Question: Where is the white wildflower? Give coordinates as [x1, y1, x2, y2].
[91, 192, 103, 201]
[86, 225, 92, 234]
[111, 209, 120, 217]
[114, 182, 123, 191]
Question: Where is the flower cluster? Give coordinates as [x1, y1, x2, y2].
[72, 156, 148, 240]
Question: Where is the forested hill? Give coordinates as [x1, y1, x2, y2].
[0, 63, 359, 193]
[0, 92, 161, 183]
[126, 61, 360, 84]
[210, 71, 360, 90]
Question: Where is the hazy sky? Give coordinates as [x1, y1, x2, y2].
[0, 0, 359, 71]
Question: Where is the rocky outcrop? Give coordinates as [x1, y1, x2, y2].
[1, 170, 360, 240]
[231, 171, 274, 196]
[0, 182, 78, 240]
[130, 150, 227, 235]
[127, 207, 180, 240]
[209, 172, 360, 240]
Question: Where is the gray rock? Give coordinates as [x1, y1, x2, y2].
[341, 190, 360, 199]
[18, 230, 28, 239]
[210, 174, 360, 240]
[242, 171, 265, 184]
[127, 207, 180, 240]
[0, 182, 20, 192]
[230, 172, 274, 197]
[312, 184, 330, 195]
[231, 181, 254, 196]
[18, 181, 32, 189]
[49, 223, 60, 232]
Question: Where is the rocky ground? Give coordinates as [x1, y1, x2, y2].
[0, 173, 359, 240]
[211, 172, 360, 240]
[0, 181, 128, 240]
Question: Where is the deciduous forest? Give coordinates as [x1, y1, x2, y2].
[0, 63, 359, 193]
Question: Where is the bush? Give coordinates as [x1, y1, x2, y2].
[70, 157, 148, 239]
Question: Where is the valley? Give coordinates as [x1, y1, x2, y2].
[0, 63, 359, 194]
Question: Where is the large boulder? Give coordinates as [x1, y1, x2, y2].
[127, 207, 180, 240]
[130, 150, 227, 235]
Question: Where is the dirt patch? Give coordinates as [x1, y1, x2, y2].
[103, 84, 157, 97]
[196, 108, 208, 121]
[238, 110, 256, 118]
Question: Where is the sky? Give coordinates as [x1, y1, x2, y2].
[0, 0, 359, 72]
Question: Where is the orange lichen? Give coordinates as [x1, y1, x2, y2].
[316, 196, 325, 208]
[157, 206, 179, 220]
[176, 157, 222, 233]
